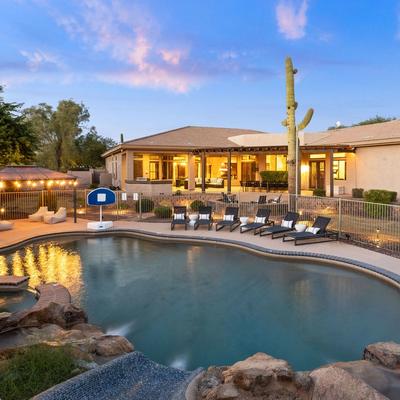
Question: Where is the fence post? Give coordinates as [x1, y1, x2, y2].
[139, 192, 142, 220]
[73, 187, 77, 223]
[338, 197, 342, 238]
[116, 190, 119, 221]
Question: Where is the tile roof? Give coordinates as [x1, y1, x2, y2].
[0, 166, 76, 181]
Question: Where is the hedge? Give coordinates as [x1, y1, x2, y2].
[154, 205, 172, 219]
[135, 198, 154, 212]
[363, 189, 397, 204]
[259, 171, 288, 184]
[313, 188, 326, 197]
[352, 188, 364, 198]
[190, 200, 204, 211]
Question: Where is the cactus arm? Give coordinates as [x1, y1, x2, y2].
[281, 118, 288, 127]
[297, 108, 314, 131]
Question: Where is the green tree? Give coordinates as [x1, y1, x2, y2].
[328, 115, 396, 130]
[24, 100, 90, 171]
[75, 127, 116, 168]
[0, 86, 37, 165]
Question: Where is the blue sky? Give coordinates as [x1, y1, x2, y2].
[1, 0, 400, 141]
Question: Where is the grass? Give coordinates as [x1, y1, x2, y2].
[0, 344, 82, 400]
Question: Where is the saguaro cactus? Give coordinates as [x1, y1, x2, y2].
[282, 57, 314, 195]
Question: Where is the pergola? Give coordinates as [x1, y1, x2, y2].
[0, 165, 77, 191]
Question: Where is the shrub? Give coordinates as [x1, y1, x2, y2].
[190, 200, 204, 211]
[135, 198, 154, 213]
[0, 344, 81, 400]
[89, 183, 98, 189]
[313, 188, 326, 197]
[363, 189, 395, 204]
[154, 205, 172, 219]
[352, 188, 364, 198]
[260, 171, 288, 184]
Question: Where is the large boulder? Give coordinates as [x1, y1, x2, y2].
[310, 366, 389, 400]
[205, 383, 239, 400]
[198, 366, 227, 399]
[222, 352, 294, 390]
[364, 342, 400, 370]
[93, 335, 134, 356]
[1, 302, 87, 332]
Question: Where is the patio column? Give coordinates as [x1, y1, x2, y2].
[256, 153, 266, 181]
[201, 152, 206, 193]
[126, 150, 133, 181]
[326, 149, 334, 197]
[227, 150, 232, 194]
[187, 153, 196, 191]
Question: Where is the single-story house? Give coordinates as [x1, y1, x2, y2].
[102, 120, 400, 198]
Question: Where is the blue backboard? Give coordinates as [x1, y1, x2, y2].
[87, 188, 116, 206]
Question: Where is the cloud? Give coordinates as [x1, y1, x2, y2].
[49, 0, 197, 92]
[20, 50, 64, 71]
[276, 0, 308, 40]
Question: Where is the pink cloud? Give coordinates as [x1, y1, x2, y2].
[159, 49, 184, 66]
[276, 0, 308, 40]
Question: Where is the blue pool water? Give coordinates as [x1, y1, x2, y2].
[1, 236, 399, 371]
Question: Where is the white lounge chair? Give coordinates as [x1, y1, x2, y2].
[44, 207, 67, 224]
[29, 206, 49, 222]
[0, 221, 13, 231]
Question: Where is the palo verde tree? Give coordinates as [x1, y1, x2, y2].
[281, 57, 313, 195]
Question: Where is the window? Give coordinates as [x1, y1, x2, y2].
[162, 156, 173, 180]
[149, 161, 159, 180]
[333, 160, 346, 180]
[266, 154, 287, 171]
[309, 153, 326, 159]
[133, 154, 143, 179]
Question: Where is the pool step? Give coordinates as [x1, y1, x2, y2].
[34, 351, 202, 400]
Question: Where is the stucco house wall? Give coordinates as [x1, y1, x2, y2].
[354, 145, 400, 198]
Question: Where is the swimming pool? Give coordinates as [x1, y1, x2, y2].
[1, 236, 399, 371]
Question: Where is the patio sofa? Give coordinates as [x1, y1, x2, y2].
[184, 177, 225, 189]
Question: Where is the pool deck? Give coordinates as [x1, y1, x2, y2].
[0, 218, 399, 286]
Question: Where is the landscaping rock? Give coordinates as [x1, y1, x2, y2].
[222, 352, 293, 390]
[93, 335, 134, 356]
[364, 342, 400, 369]
[205, 383, 239, 400]
[310, 366, 389, 400]
[197, 366, 227, 398]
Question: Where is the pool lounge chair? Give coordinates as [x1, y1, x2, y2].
[251, 195, 267, 205]
[29, 206, 49, 222]
[44, 207, 67, 224]
[259, 211, 299, 239]
[171, 206, 189, 230]
[240, 208, 272, 235]
[282, 216, 338, 245]
[268, 194, 282, 204]
[194, 206, 213, 231]
[215, 207, 240, 232]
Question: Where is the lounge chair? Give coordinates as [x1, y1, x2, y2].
[44, 207, 67, 224]
[215, 207, 240, 232]
[282, 216, 338, 245]
[194, 206, 213, 231]
[171, 206, 189, 230]
[259, 211, 300, 238]
[29, 206, 49, 222]
[217, 193, 238, 204]
[240, 208, 272, 235]
[251, 195, 267, 205]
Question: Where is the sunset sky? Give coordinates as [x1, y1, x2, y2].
[2, 0, 400, 140]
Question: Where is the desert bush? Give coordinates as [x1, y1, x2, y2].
[313, 188, 326, 197]
[135, 198, 154, 213]
[364, 189, 396, 204]
[352, 188, 364, 198]
[154, 205, 172, 218]
[260, 171, 288, 183]
[190, 200, 204, 211]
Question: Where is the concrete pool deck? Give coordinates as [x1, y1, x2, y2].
[0, 218, 399, 286]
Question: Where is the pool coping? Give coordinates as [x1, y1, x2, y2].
[1, 227, 399, 289]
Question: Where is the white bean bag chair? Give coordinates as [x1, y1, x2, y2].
[29, 206, 49, 222]
[44, 207, 67, 224]
[0, 221, 13, 231]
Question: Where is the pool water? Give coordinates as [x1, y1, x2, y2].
[1, 236, 399, 371]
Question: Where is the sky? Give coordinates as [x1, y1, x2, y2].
[1, 0, 400, 141]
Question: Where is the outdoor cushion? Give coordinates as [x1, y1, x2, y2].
[306, 227, 320, 234]
[0, 221, 13, 231]
[255, 216, 266, 224]
[223, 215, 234, 221]
[295, 224, 307, 232]
[199, 214, 210, 220]
[173, 213, 185, 220]
[281, 220, 293, 228]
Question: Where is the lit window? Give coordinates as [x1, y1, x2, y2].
[309, 153, 326, 159]
[333, 160, 346, 180]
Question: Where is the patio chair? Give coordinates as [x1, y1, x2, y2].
[29, 206, 49, 222]
[282, 216, 338, 245]
[259, 211, 300, 239]
[171, 206, 189, 230]
[215, 207, 240, 232]
[194, 206, 213, 230]
[251, 195, 267, 205]
[240, 208, 272, 235]
[217, 193, 237, 204]
[44, 207, 67, 224]
[268, 194, 282, 204]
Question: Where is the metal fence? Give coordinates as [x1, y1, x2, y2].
[0, 190, 399, 255]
